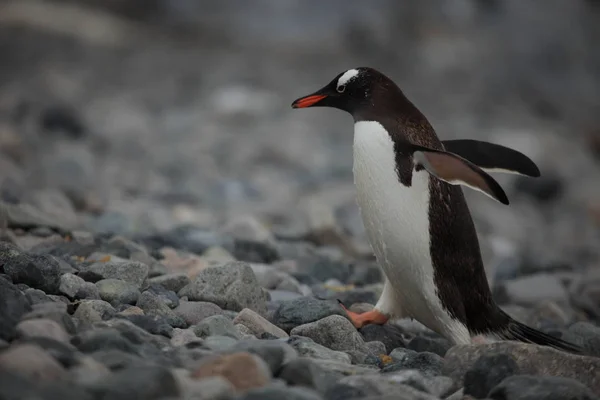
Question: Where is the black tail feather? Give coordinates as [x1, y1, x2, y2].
[495, 312, 582, 354]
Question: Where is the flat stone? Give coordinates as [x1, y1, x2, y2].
[78, 260, 149, 289]
[96, 278, 141, 306]
[290, 315, 366, 352]
[287, 336, 352, 364]
[271, 297, 347, 332]
[191, 352, 271, 392]
[234, 308, 288, 338]
[148, 273, 191, 292]
[175, 301, 224, 325]
[443, 342, 600, 393]
[73, 300, 116, 325]
[178, 262, 268, 315]
[193, 315, 241, 339]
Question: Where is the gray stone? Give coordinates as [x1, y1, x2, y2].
[59, 273, 87, 298]
[464, 353, 519, 398]
[407, 335, 451, 357]
[73, 299, 116, 325]
[0, 344, 67, 382]
[364, 341, 387, 356]
[324, 374, 439, 400]
[178, 262, 268, 315]
[561, 321, 600, 357]
[239, 385, 323, 400]
[443, 342, 600, 394]
[272, 297, 347, 332]
[193, 315, 242, 339]
[78, 260, 149, 289]
[69, 356, 112, 386]
[148, 273, 191, 293]
[384, 348, 444, 377]
[231, 340, 297, 375]
[171, 328, 203, 347]
[175, 301, 224, 325]
[203, 335, 239, 351]
[146, 283, 179, 308]
[278, 357, 343, 394]
[96, 278, 140, 306]
[177, 375, 235, 400]
[15, 318, 70, 343]
[0, 277, 31, 341]
[290, 315, 366, 352]
[89, 365, 180, 399]
[233, 308, 288, 338]
[136, 290, 186, 328]
[287, 336, 352, 364]
[359, 324, 408, 354]
[489, 375, 598, 400]
[3, 253, 61, 293]
[384, 370, 454, 397]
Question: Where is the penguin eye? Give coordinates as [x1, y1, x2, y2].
[336, 84, 346, 93]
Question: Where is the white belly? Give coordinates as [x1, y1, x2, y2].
[352, 121, 469, 342]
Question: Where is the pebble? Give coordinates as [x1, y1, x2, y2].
[231, 339, 297, 375]
[463, 353, 519, 398]
[364, 340, 386, 355]
[191, 352, 271, 392]
[239, 385, 324, 400]
[78, 260, 149, 289]
[175, 300, 224, 325]
[73, 299, 116, 325]
[178, 262, 268, 315]
[3, 253, 62, 293]
[271, 297, 347, 332]
[287, 336, 352, 364]
[15, 318, 70, 343]
[95, 278, 140, 306]
[146, 283, 179, 308]
[488, 375, 599, 400]
[407, 335, 452, 357]
[88, 365, 180, 400]
[233, 308, 289, 338]
[0, 277, 32, 340]
[59, 273, 92, 299]
[148, 272, 191, 292]
[384, 348, 444, 377]
[193, 315, 242, 339]
[0, 343, 67, 381]
[290, 315, 367, 353]
[136, 290, 186, 328]
[443, 342, 600, 393]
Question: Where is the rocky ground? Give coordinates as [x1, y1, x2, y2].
[1, 0, 600, 399]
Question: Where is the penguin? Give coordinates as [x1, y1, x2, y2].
[291, 67, 580, 353]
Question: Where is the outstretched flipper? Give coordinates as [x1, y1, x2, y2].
[411, 144, 510, 205]
[442, 139, 541, 177]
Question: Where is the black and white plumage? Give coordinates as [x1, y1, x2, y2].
[291, 67, 580, 353]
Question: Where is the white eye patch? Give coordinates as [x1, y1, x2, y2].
[337, 69, 359, 89]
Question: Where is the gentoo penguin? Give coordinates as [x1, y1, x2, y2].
[291, 67, 580, 352]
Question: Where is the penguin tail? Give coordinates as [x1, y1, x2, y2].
[492, 310, 582, 354]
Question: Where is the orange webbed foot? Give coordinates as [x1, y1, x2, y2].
[338, 301, 389, 329]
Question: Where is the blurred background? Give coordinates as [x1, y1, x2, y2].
[0, 0, 599, 280]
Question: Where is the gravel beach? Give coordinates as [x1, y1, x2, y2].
[0, 1, 599, 399]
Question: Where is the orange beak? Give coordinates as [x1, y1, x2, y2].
[291, 94, 328, 109]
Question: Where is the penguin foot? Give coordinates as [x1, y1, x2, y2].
[338, 301, 389, 329]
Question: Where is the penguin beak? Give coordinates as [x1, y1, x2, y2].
[291, 88, 329, 109]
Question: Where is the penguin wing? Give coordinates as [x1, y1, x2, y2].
[412, 145, 510, 205]
[441, 139, 540, 177]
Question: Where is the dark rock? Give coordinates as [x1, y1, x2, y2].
[0, 343, 67, 381]
[192, 315, 241, 339]
[40, 105, 86, 139]
[489, 375, 598, 400]
[88, 365, 180, 400]
[78, 260, 149, 288]
[359, 324, 407, 354]
[178, 262, 268, 315]
[384, 348, 444, 376]
[239, 385, 323, 400]
[271, 297, 347, 332]
[137, 225, 229, 255]
[17, 336, 80, 368]
[464, 353, 520, 398]
[59, 273, 100, 300]
[443, 342, 600, 394]
[146, 283, 179, 308]
[407, 335, 451, 357]
[3, 253, 61, 293]
[95, 278, 140, 306]
[136, 290, 186, 328]
[0, 277, 31, 340]
[24, 288, 53, 304]
[174, 300, 224, 325]
[231, 339, 297, 375]
[324, 375, 439, 400]
[21, 301, 77, 335]
[148, 272, 190, 292]
[73, 328, 139, 355]
[120, 314, 174, 337]
[0, 368, 93, 400]
[278, 357, 343, 394]
[89, 349, 146, 370]
[231, 238, 281, 264]
[73, 300, 116, 325]
[290, 315, 366, 352]
[287, 336, 352, 364]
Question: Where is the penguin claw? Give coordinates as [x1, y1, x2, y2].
[338, 301, 389, 329]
